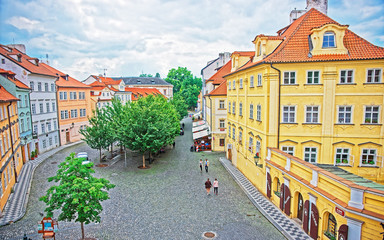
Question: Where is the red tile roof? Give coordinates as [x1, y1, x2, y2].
[125, 87, 163, 101]
[91, 75, 122, 85]
[0, 68, 30, 89]
[207, 80, 227, 96]
[0, 84, 19, 102]
[207, 60, 232, 85]
[0, 45, 56, 77]
[41, 63, 90, 88]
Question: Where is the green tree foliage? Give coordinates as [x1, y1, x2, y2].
[139, 73, 153, 77]
[116, 95, 179, 168]
[40, 153, 115, 239]
[170, 93, 188, 121]
[165, 67, 202, 109]
[80, 108, 112, 161]
[155, 73, 161, 78]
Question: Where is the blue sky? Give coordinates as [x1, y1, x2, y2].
[0, 0, 383, 80]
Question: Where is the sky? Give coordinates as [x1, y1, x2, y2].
[0, 0, 383, 81]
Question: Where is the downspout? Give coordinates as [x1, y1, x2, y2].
[7, 102, 18, 182]
[270, 63, 281, 149]
[209, 95, 213, 150]
[54, 77, 61, 147]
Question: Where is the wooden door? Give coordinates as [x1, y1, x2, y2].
[66, 131, 70, 143]
[338, 224, 348, 240]
[228, 149, 232, 161]
[266, 172, 271, 198]
[283, 185, 291, 216]
[35, 142, 39, 155]
[303, 200, 310, 233]
[309, 203, 319, 239]
[279, 183, 285, 211]
[297, 193, 304, 221]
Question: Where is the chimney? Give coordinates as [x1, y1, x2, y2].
[306, 0, 328, 15]
[7, 44, 26, 54]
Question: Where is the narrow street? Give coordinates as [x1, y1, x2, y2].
[0, 117, 284, 240]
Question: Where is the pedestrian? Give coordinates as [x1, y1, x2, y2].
[182, 123, 185, 128]
[173, 141, 176, 148]
[199, 159, 203, 172]
[205, 178, 212, 195]
[205, 159, 209, 173]
[213, 178, 219, 195]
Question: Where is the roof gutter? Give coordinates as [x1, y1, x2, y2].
[270, 63, 281, 149]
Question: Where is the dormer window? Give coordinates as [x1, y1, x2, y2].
[322, 31, 335, 48]
[257, 42, 262, 56]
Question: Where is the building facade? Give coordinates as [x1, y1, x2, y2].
[225, 8, 384, 240]
[116, 77, 173, 99]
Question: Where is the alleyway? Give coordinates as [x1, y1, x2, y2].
[0, 117, 284, 240]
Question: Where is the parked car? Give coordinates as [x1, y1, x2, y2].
[76, 152, 91, 165]
[180, 128, 184, 135]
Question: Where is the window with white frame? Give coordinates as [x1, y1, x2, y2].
[79, 92, 85, 99]
[364, 106, 379, 124]
[31, 104, 36, 115]
[53, 120, 57, 130]
[33, 125, 38, 134]
[239, 103, 243, 116]
[30, 81, 34, 91]
[257, 74, 262, 86]
[366, 69, 382, 83]
[228, 102, 231, 113]
[52, 103, 56, 112]
[219, 100, 225, 109]
[21, 119, 25, 132]
[239, 78, 243, 89]
[228, 81, 231, 90]
[257, 104, 261, 121]
[45, 83, 49, 92]
[61, 110, 69, 120]
[42, 140, 46, 149]
[283, 72, 296, 85]
[307, 71, 320, 84]
[51, 83, 55, 92]
[256, 141, 261, 155]
[46, 103, 50, 113]
[70, 92, 77, 100]
[306, 106, 319, 123]
[338, 106, 352, 123]
[340, 70, 354, 84]
[39, 103, 44, 113]
[361, 149, 376, 165]
[249, 104, 254, 119]
[249, 137, 253, 152]
[282, 106, 295, 123]
[233, 80, 236, 89]
[322, 31, 336, 48]
[335, 148, 350, 165]
[80, 109, 86, 117]
[59, 92, 67, 100]
[282, 146, 294, 156]
[228, 126, 231, 138]
[24, 95, 28, 107]
[41, 123, 45, 134]
[55, 136, 58, 144]
[250, 75, 254, 87]
[304, 147, 317, 163]
[232, 127, 235, 140]
[71, 109, 78, 118]
[219, 119, 225, 128]
[37, 82, 42, 91]
[47, 122, 51, 132]
[49, 137, 53, 146]
[232, 101, 235, 114]
[239, 131, 242, 144]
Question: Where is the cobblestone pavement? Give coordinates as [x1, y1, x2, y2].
[0, 117, 285, 240]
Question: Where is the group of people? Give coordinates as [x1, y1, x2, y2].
[199, 159, 219, 196]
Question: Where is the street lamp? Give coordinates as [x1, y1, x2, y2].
[254, 152, 263, 168]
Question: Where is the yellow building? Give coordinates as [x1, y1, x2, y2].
[225, 8, 384, 240]
[0, 85, 23, 212]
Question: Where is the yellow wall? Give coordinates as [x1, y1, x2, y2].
[205, 95, 227, 151]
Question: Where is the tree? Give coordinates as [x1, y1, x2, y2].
[40, 153, 115, 240]
[155, 73, 160, 78]
[116, 95, 179, 168]
[80, 108, 112, 162]
[139, 73, 153, 77]
[170, 93, 188, 121]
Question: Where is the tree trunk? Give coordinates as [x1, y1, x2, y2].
[111, 143, 113, 155]
[99, 148, 102, 162]
[142, 153, 146, 168]
[81, 222, 85, 239]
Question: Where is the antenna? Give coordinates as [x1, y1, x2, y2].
[103, 68, 107, 77]
[46, 54, 49, 65]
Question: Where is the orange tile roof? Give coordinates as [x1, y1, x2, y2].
[232, 51, 255, 57]
[41, 63, 90, 88]
[0, 45, 56, 77]
[207, 80, 227, 96]
[91, 75, 122, 85]
[207, 60, 232, 85]
[125, 87, 163, 101]
[0, 68, 30, 89]
[231, 8, 384, 75]
[0, 84, 19, 102]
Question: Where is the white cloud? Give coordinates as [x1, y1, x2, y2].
[6, 16, 44, 33]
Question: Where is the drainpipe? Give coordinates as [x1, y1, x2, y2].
[270, 63, 281, 149]
[7, 102, 18, 182]
[54, 77, 61, 147]
[209, 95, 213, 150]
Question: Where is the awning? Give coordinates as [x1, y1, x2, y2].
[192, 123, 209, 133]
[192, 120, 205, 127]
[193, 129, 210, 140]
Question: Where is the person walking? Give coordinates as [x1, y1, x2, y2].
[199, 159, 203, 172]
[213, 178, 219, 195]
[205, 178, 212, 195]
[204, 159, 209, 173]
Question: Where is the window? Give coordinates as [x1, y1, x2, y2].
[55, 136, 58, 144]
[250, 75, 254, 87]
[51, 83, 55, 92]
[322, 31, 335, 48]
[256, 141, 261, 155]
[228, 81, 231, 90]
[39, 103, 44, 114]
[249, 104, 254, 119]
[282, 106, 295, 123]
[61, 110, 69, 119]
[52, 103, 56, 112]
[46, 103, 50, 113]
[338, 106, 352, 123]
[361, 149, 377, 165]
[80, 109, 86, 117]
[79, 92, 85, 99]
[335, 148, 350, 165]
[306, 106, 319, 123]
[24, 95, 28, 107]
[41, 123, 45, 134]
[219, 120, 225, 128]
[232, 128, 235, 140]
[233, 80, 236, 89]
[257, 105, 261, 121]
[249, 137, 253, 152]
[21, 119, 25, 132]
[282, 146, 294, 156]
[31, 103, 36, 115]
[53, 120, 57, 130]
[49, 137, 53, 146]
[26, 117, 30, 130]
[47, 122, 51, 132]
[283, 72, 296, 84]
[364, 106, 379, 124]
[257, 74, 262, 86]
[18, 95, 21, 107]
[42, 140, 46, 149]
[228, 102, 231, 113]
[45, 83, 49, 91]
[70, 92, 77, 100]
[163, 89, 166, 95]
[304, 147, 317, 163]
[37, 82, 42, 91]
[219, 100, 225, 109]
[340, 70, 354, 83]
[232, 102, 235, 114]
[275, 178, 280, 197]
[30, 81, 34, 91]
[367, 69, 382, 83]
[71, 109, 78, 118]
[33, 125, 38, 134]
[239, 131, 242, 144]
[239, 78, 243, 89]
[307, 71, 320, 84]
[219, 139, 225, 146]
[239, 103, 243, 116]
[228, 126, 231, 138]
[60, 92, 67, 100]
[326, 213, 337, 239]
[0, 138, 3, 156]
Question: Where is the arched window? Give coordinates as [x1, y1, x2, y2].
[274, 178, 281, 197]
[325, 213, 337, 239]
[322, 32, 336, 48]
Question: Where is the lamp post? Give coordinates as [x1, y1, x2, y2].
[254, 153, 263, 168]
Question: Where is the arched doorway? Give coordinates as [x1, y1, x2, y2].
[279, 183, 291, 216]
[297, 193, 304, 221]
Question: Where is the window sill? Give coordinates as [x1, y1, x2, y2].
[335, 123, 354, 125]
[281, 122, 298, 125]
[337, 83, 356, 85]
[304, 84, 323, 86]
[256, 120, 262, 122]
[257, 85, 263, 87]
[363, 82, 383, 85]
[249, 86, 254, 88]
[281, 84, 299, 86]
[361, 123, 382, 126]
[302, 123, 322, 125]
[217, 108, 226, 110]
[336, 163, 351, 167]
[359, 164, 379, 168]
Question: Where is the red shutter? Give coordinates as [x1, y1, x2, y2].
[310, 203, 319, 239]
[303, 200, 310, 233]
[279, 183, 285, 211]
[338, 224, 348, 240]
[284, 185, 291, 216]
[267, 173, 271, 198]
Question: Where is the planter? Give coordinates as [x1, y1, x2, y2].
[336, 159, 341, 164]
